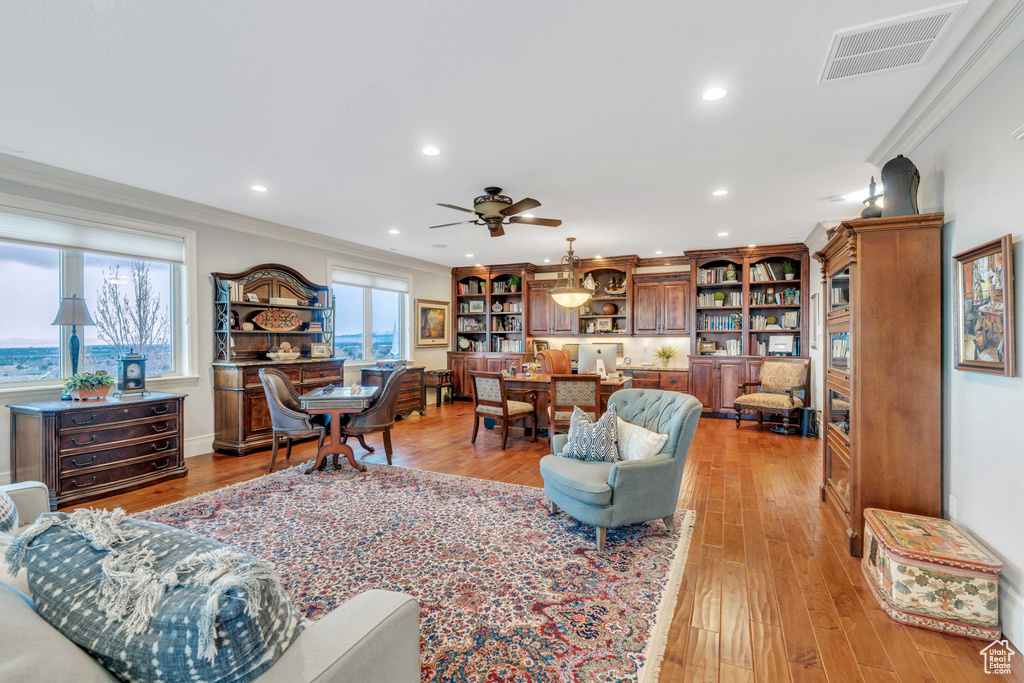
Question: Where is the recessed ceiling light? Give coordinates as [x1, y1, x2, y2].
[544, 258, 550, 262]
[388, 228, 400, 234]
[251, 185, 268, 192]
[422, 146, 440, 156]
[522, 213, 534, 218]
[655, 250, 663, 255]
[748, 243, 757, 248]
[718, 232, 729, 237]
[475, 263, 482, 267]
[702, 87, 727, 101]
[595, 255, 603, 259]
[713, 189, 728, 196]
[466, 253, 474, 258]
[431, 244, 447, 248]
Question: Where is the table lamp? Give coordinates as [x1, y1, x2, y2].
[52, 294, 96, 397]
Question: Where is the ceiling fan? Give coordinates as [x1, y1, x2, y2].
[430, 187, 562, 237]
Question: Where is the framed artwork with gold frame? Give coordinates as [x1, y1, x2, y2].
[415, 299, 451, 349]
[954, 235, 1015, 376]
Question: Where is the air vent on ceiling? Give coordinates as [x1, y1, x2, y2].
[818, 3, 965, 84]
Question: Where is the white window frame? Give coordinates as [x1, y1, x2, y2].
[0, 194, 199, 394]
[327, 258, 413, 369]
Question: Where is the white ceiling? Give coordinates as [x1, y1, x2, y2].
[0, 1, 985, 267]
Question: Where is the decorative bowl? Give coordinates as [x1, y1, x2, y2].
[268, 351, 301, 361]
[253, 309, 302, 332]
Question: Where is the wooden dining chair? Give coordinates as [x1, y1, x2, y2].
[548, 374, 602, 437]
[469, 371, 538, 450]
[339, 367, 406, 465]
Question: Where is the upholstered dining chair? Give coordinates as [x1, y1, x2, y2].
[470, 371, 539, 450]
[540, 389, 702, 551]
[733, 357, 810, 432]
[258, 367, 329, 472]
[339, 367, 406, 465]
[537, 349, 572, 375]
[548, 374, 601, 437]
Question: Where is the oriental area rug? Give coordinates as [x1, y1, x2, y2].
[137, 464, 694, 682]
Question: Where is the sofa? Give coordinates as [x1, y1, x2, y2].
[539, 389, 702, 550]
[0, 481, 421, 683]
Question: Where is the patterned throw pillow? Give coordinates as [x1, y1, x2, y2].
[616, 418, 669, 461]
[5, 509, 305, 683]
[558, 404, 619, 462]
[0, 489, 17, 535]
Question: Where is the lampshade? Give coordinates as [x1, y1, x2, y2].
[52, 294, 96, 326]
[550, 237, 592, 309]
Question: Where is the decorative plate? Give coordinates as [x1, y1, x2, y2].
[253, 309, 302, 332]
[492, 302, 503, 312]
[458, 337, 471, 350]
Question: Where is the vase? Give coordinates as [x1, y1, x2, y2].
[510, 284, 518, 293]
[714, 301, 723, 307]
[70, 386, 112, 401]
[785, 273, 794, 280]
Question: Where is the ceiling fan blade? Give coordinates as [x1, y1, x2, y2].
[429, 220, 477, 229]
[437, 203, 477, 214]
[500, 197, 541, 216]
[508, 216, 562, 227]
[489, 224, 506, 237]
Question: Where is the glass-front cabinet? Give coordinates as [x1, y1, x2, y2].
[825, 442, 851, 512]
[829, 266, 850, 313]
[829, 330, 850, 371]
[828, 389, 851, 435]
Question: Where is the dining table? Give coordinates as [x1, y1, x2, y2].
[501, 373, 633, 432]
[299, 384, 379, 473]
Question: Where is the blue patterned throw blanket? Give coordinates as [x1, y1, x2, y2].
[5, 508, 304, 683]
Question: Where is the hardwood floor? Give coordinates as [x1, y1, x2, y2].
[65, 401, 1021, 683]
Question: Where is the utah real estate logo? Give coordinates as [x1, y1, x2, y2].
[980, 639, 1016, 675]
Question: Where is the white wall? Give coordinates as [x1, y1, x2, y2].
[0, 169, 452, 484]
[536, 336, 691, 367]
[893, 42, 1024, 644]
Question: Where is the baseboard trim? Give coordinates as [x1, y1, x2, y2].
[184, 434, 215, 459]
[1000, 580, 1024, 646]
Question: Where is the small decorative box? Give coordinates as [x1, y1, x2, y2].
[862, 508, 1003, 640]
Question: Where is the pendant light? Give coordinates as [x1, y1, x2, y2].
[550, 237, 593, 308]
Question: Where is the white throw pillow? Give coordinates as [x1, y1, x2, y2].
[616, 418, 669, 461]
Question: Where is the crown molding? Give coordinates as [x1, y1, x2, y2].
[870, 0, 1024, 166]
[0, 153, 451, 277]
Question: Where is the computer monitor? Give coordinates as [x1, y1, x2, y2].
[562, 343, 580, 363]
[578, 344, 618, 376]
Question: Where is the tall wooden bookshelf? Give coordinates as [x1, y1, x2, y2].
[688, 244, 809, 357]
[452, 264, 533, 356]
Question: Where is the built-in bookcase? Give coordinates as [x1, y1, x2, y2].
[452, 266, 530, 355]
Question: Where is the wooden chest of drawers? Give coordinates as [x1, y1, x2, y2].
[623, 369, 689, 393]
[9, 393, 187, 510]
[213, 359, 344, 456]
[360, 366, 425, 418]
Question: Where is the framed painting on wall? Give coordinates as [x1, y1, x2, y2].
[415, 299, 451, 348]
[810, 292, 820, 349]
[953, 235, 1015, 376]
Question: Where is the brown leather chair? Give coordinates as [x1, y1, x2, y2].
[339, 368, 406, 465]
[537, 349, 572, 375]
[258, 367, 328, 472]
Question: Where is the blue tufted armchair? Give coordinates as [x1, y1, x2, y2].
[539, 389, 703, 550]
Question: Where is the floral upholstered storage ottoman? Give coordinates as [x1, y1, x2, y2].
[862, 508, 1003, 640]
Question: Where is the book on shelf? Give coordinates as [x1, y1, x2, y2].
[458, 337, 486, 352]
[697, 291, 742, 307]
[696, 266, 740, 285]
[457, 280, 483, 295]
[750, 262, 782, 282]
[831, 336, 849, 360]
[749, 290, 800, 305]
[831, 287, 848, 306]
[697, 312, 742, 331]
[492, 338, 523, 353]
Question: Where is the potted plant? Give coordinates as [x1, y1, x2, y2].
[64, 371, 116, 401]
[654, 345, 677, 367]
[713, 291, 726, 307]
[781, 259, 796, 280]
[507, 275, 521, 293]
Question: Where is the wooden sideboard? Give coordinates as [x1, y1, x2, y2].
[448, 352, 528, 399]
[9, 393, 187, 510]
[213, 359, 344, 455]
[360, 366, 426, 418]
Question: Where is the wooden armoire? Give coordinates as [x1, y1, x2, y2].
[814, 213, 943, 556]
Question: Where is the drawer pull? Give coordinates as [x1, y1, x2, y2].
[71, 476, 97, 488]
[69, 454, 98, 467]
[319, 370, 328, 377]
[152, 458, 171, 470]
[152, 405, 170, 415]
[152, 441, 171, 452]
[151, 422, 170, 433]
[72, 415, 96, 425]
[71, 434, 97, 446]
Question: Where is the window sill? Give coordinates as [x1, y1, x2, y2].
[0, 374, 202, 398]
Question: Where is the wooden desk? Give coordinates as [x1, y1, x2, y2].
[501, 374, 632, 431]
[299, 385, 379, 473]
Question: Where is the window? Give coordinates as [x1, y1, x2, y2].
[0, 207, 189, 386]
[332, 266, 409, 362]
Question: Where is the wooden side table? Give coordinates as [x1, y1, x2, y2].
[360, 366, 425, 418]
[424, 369, 455, 406]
